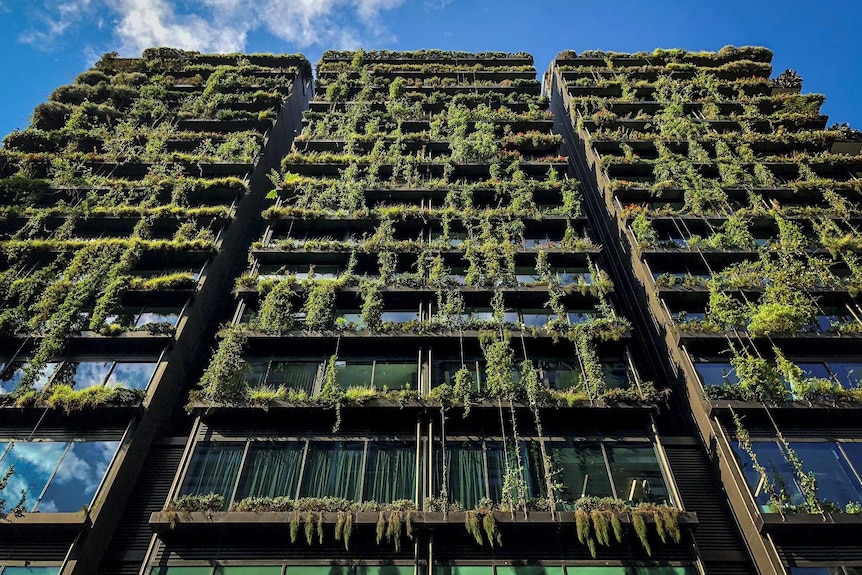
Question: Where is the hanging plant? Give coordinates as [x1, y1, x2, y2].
[197, 324, 249, 403]
[256, 280, 297, 334]
[303, 280, 337, 330]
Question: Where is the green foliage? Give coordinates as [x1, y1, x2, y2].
[303, 280, 337, 330]
[257, 280, 296, 334]
[630, 211, 657, 247]
[197, 325, 248, 402]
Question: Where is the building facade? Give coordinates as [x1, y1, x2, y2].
[0, 45, 858, 575]
[546, 47, 862, 575]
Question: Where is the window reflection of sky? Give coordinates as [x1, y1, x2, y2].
[0, 440, 119, 513]
[0, 361, 156, 395]
[39, 441, 119, 512]
[107, 363, 157, 390]
[0, 362, 60, 394]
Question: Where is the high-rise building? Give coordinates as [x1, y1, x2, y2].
[0, 45, 860, 575]
[547, 47, 862, 575]
[0, 48, 312, 574]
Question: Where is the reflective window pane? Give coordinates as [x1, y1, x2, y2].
[56, 361, 112, 389]
[694, 362, 739, 387]
[538, 361, 581, 390]
[828, 362, 862, 389]
[150, 569, 213, 575]
[435, 567, 493, 575]
[300, 442, 363, 500]
[0, 442, 67, 511]
[487, 441, 544, 503]
[356, 567, 414, 575]
[364, 441, 415, 503]
[796, 363, 832, 381]
[287, 567, 350, 575]
[181, 443, 244, 507]
[547, 442, 613, 505]
[335, 361, 373, 389]
[266, 361, 319, 394]
[2, 568, 63, 575]
[240, 362, 268, 389]
[235, 443, 304, 500]
[107, 362, 157, 390]
[373, 362, 417, 390]
[134, 308, 181, 328]
[496, 567, 563, 575]
[0, 362, 60, 393]
[38, 440, 120, 512]
[606, 444, 671, 504]
[790, 442, 862, 508]
[215, 567, 282, 575]
[731, 440, 802, 511]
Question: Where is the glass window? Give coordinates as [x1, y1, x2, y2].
[150, 569, 214, 575]
[790, 443, 862, 508]
[521, 309, 555, 327]
[181, 443, 244, 507]
[432, 361, 479, 390]
[606, 444, 671, 504]
[267, 362, 319, 394]
[567, 311, 595, 325]
[796, 363, 832, 381]
[486, 441, 545, 503]
[38, 440, 120, 512]
[373, 362, 417, 390]
[287, 567, 350, 575]
[335, 361, 373, 389]
[56, 361, 113, 389]
[789, 569, 849, 575]
[840, 443, 862, 478]
[364, 441, 416, 503]
[563, 568, 697, 575]
[380, 311, 420, 324]
[828, 362, 862, 389]
[0, 442, 67, 511]
[547, 442, 613, 506]
[300, 442, 363, 500]
[356, 567, 413, 575]
[602, 361, 631, 389]
[240, 362, 269, 388]
[107, 362, 157, 390]
[436, 566, 493, 575]
[0, 362, 60, 394]
[538, 361, 581, 390]
[496, 567, 563, 575]
[2, 569, 63, 575]
[694, 362, 739, 387]
[436, 441, 485, 509]
[235, 443, 304, 501]
[215, 567, 283, 575]
[134, 307, 181, 327]
[731, 440, 803, 511]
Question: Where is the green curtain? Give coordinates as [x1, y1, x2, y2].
[363, 442, 416, 503]
[235, 443, 304, 500]
[300, 442, 363, 500]
[182, 443, 244, 508]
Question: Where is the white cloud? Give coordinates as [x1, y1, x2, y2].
[21, 0, 407, 55]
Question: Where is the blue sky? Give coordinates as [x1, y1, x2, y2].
[0, 0, 861, 138]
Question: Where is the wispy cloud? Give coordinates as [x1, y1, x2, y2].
[20, 0, 406, 55]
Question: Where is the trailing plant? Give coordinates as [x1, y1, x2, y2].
[256, 280, 296, 334]
[197, 324, 249, 402]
